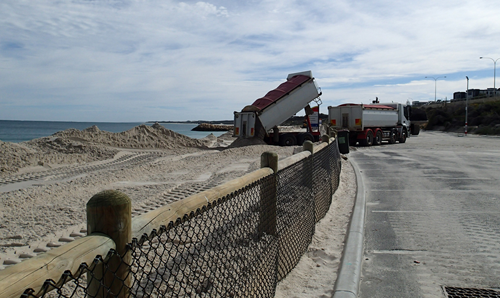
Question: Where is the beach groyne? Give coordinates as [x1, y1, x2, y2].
[191, 123, 233, 131]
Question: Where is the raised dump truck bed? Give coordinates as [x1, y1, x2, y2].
[234, 71, 322, 146]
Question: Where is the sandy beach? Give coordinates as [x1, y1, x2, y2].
[0, 123, 355, 296]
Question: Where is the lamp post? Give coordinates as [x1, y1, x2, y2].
[465, 76, 469, 136]
[480, 57, 499, 96]
[425, 76, 446, 101]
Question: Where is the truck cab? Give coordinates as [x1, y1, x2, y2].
[380, 103, 411, 131]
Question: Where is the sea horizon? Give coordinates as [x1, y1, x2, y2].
[0, 120, 227, 143]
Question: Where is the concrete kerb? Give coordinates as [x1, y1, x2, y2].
[332, 158, 366, 298]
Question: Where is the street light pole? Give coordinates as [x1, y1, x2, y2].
[425, 76, 446, 101]
[480, 57, 499, 96]
[465, 76, 469, 136]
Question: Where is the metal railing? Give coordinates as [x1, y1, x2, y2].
[0, 137, 342, 298]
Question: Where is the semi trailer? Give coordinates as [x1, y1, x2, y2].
[328, 103, 415, 146]
[233, 71, 323, 146]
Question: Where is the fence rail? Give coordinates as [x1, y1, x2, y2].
[0, 137, 342, 298]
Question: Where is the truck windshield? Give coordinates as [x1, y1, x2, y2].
[404, 106, 410, 120]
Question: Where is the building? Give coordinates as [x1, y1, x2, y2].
[412, 101, 427, 107]
[485, 88, 498, 97]
[453, 92, 466, 101]
[467, 89, 481, 98]
[452, 88, 498, 101]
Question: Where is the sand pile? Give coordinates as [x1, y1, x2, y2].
[228, 136, 267, 148]
[0, 141, 38, 174]
[0, 139, 117, 175]
[0, 123, 213, 176]
[52, 123, 208, 149]
[198, 132, 239, 148]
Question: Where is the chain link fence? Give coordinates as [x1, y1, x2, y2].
[19, 139, 342, 298]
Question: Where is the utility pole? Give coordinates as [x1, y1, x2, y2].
[465, 76, 469, 136]
[480, 57, 499, 96]
[425, 76, 446, 101]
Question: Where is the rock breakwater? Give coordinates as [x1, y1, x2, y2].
[191, 123, 233, 131]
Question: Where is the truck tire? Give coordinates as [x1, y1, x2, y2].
[374, 130, 383, 145]
[279, 134, 297, 146]
[361, 130, 374, 146]
[399, 129, 407, 143]
[297, 132, 314, 145]
[389, 131, 397, 144]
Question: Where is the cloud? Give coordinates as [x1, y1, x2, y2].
[1, 0, 500, 121]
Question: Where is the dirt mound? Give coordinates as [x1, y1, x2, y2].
[0, 141, 37, 174]
[0, 123, 209, 175]
[228, 137, 268, 148]
[52, 123, 208, 149]
[0, 138, 117, 175]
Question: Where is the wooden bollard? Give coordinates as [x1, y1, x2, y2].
[261, 151, 278, 174]
[303, 140, 314, 154]
[328, 126, 336, 138]
[86, 190, 132, 298]
[259, 152, 278, 236]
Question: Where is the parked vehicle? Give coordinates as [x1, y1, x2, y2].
[233, 71, 323, 146]
[328, 103, 416, 146]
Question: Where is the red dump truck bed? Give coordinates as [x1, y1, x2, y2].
[247, 75, 311, 111]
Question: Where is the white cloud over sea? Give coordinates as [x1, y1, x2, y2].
[1, 0, 499, 122]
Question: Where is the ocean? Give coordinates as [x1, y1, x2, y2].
[0, 120, 228, 143]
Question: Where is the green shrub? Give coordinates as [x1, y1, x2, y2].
[475, 125, 500, 135]
[422, 99, 500, 134]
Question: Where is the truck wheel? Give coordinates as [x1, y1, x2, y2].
[361, 130, 374, 146]
[279, 134, 297, 146]
[297, 132, 314, 145]
[399, 130, 407, 143]
[374, 130, 382, 145]
[389, 131, 397, 144]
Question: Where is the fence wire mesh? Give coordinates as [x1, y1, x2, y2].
[313, 144, 333, 222]
[19, 141, 343, 298]
[329, 138, 342, 193]
[275, 155, 314, 281]
[130, 176, 278, 298]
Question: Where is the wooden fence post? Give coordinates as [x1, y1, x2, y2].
[259, 152, 278, 236]
[86, 190, 132, 298]
[303, 140, 314, 154]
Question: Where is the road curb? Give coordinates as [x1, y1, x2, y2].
[332, 157, 366, 298]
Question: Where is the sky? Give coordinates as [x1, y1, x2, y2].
[1, 0, 500, 122]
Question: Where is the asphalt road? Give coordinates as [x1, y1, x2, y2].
[350, 131, 500, 298]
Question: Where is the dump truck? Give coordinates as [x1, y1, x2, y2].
[233, 71, 323, 146]
[328, 103, 414, 146]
